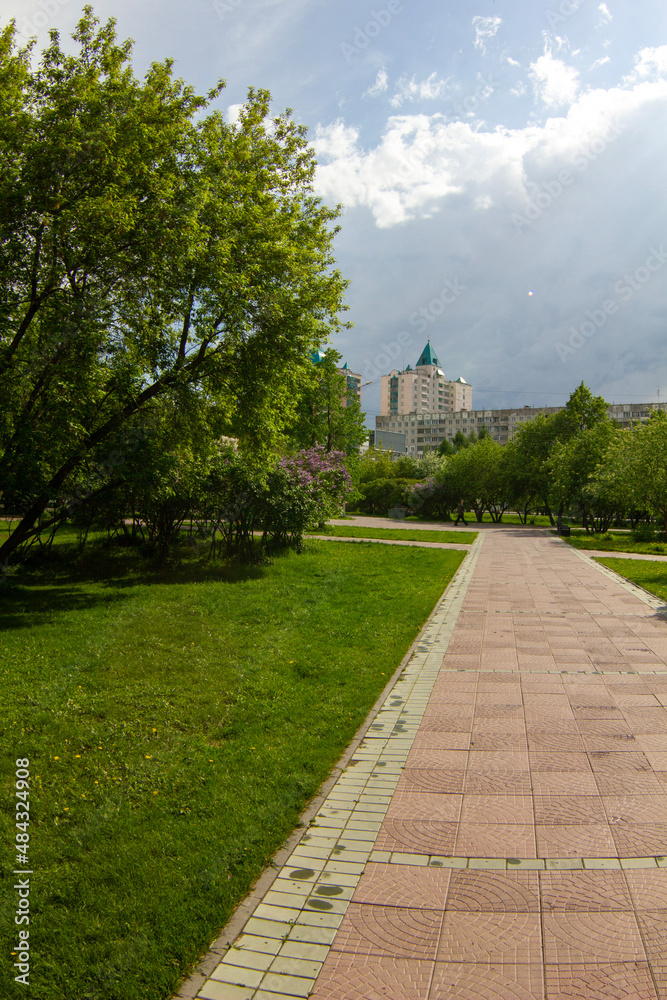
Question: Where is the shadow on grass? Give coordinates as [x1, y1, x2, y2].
[0, 539, 273, 629]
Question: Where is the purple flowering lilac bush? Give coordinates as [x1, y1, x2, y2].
[205, 446, 353, 558]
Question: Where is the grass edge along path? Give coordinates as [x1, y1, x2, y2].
[564, 534, 667, 556]
[307, 525, 477, 544]
[0, 539, 466, 1000]
[595, 556, 667, 604]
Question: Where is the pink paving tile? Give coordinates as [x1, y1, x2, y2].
[460, 795, 534, 825]
[538, 871, 633, 911]
[636, 911, 667, 961]
[309, 952, 433, 1000]
[472, 722, 526, 739]
[374, 819, 458, 856]
[533, 795, 606, 825]
[352, 863, 450, 909]
[611, 824, 667, 856]
[529, 751, 592, 772]
[588, 751, 652, 773]
[635, 735, 667, 752]
[467, 750, 529, 771]
[455, 823, 536, 858]
[542, 912, 646, 963]
[429, 963, 545, 1000]
[411, 732, 472, 750]
[544, 961, 657, 999]
[595, 773, 667, 795]
[625, 870, 667, 910]
[330, 903, 442, 959]
[531, 772, 600, 795]
[602, 795, 667, 824]
[527, 732, 586, 751]
[445, 870, 540, 912]
[436, 912, 542, 964]
[536, 823, 617, 858]
[471, 734, 530, 750]
[400, 768, 466, 794]
[464, 771, 533, 795]
[407, 749, 469, 770]
[385, 791, 463, 823]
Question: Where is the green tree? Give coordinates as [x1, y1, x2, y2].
[0, 11, 347, 561]
[593, 411, 667, 531]
[550, 421, 619, 532]
[445, 437, 509, 522]
[288, 349, 366, 454]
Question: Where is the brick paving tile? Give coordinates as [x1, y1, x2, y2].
[542, 912, 647, 963]
[309, 953, 433, 1000]
[625, 870, 667, 909]
[539, 871, 633, 910]
[192, 529, 667, 1000]
[543, 962, 658, 998]
[536, 823, 618, 858]
[351, 863, 451, 908]
[444, 870, 540, 911]
[436, 912, 542, 964]
[329, 903, 442, 958]
[429, 963, 545, 999]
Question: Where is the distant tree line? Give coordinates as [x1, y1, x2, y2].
[353, 383, 667, 532]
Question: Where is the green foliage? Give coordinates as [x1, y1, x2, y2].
[592, 411, 667, 531]
[0, 10, 348, 561]
[356, 478, 415, 515]
[287, 348, 366, 454]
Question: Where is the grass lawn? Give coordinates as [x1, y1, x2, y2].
[0, 528, 465, 1000]
[563, 533, 667, 556]
[595, 557, 667, 602]
[307, 525, 477, 544]
[402, 512, 554, 526]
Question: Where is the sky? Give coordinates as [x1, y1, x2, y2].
[4, 0, 667, 425]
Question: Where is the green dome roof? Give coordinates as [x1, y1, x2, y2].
[416, 342, 439, 367]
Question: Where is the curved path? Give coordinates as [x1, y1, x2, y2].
[181, 527, 667, 1000]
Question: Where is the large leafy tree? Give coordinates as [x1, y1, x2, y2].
[0, 9, 347, 560]
[593, 411, 667, 530]
[287, 348, 366, 454]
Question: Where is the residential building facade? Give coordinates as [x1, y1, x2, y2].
[376, 402, 662, 456]
[380, 341, 472, 416]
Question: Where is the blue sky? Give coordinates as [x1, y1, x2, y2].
[5, 0, 667, 423]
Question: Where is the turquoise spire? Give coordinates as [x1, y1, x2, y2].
[416, 340, 439, 367]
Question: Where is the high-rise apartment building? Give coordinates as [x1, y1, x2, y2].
[380, 341, 472, 416]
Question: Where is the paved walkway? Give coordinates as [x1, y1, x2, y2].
[187, 528, 667, 1000]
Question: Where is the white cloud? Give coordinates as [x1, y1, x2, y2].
[472, 15, 502, 53]
[633, 45, 667, 79]
[364, 69, 388, 99]
[313, 76, 667, 229]
[507, 56, 521, 67]
[389, 72, 450, 108]
[598, 3, 612, 24]
[590, 56, 611, 70]
[530, 51, 580, 108]
[226, 103, 243, 124]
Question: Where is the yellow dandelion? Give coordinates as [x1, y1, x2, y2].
[75, 754, 81, 758]
[153, 791, 158, 795]
[145, 755, 151, 759]
[54, 756, 60, 760]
